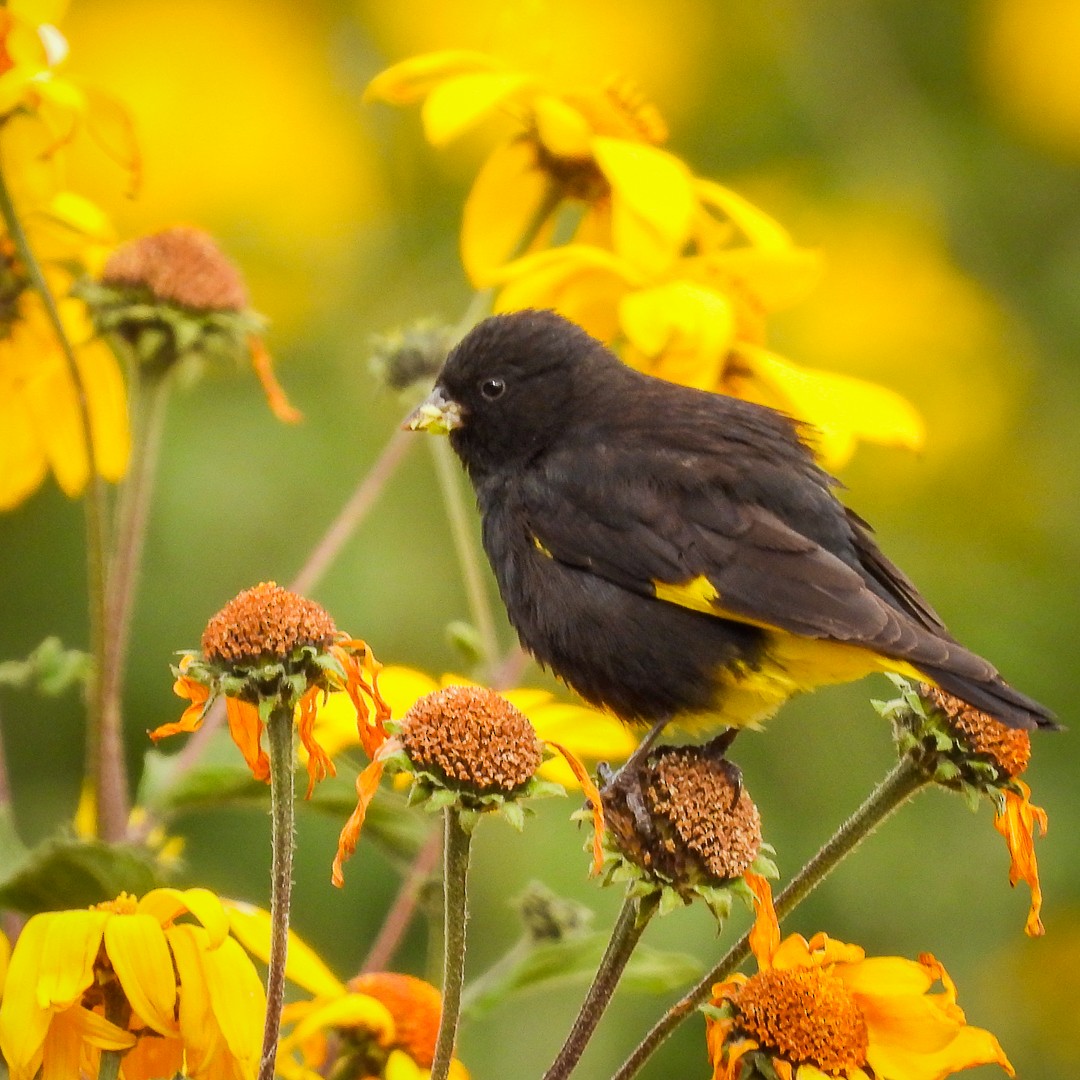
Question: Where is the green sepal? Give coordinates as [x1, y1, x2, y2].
[0, 637, 92, 695]
[0, 832, 163, 914]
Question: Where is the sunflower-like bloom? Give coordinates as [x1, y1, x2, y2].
[224, 901, 468, 1080]
[311, 664, 637, 788]
[0, 888, 266, 1080]
[365, 50, 698, 283]
[491, 235, 922, 469]
[332, 681, 605, 886]
[706, 875, 1014, 1080]
[150, 581, 390, 797]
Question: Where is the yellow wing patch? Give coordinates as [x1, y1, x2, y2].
[532, 535, 555, 559]
[651, 574, 778, 631]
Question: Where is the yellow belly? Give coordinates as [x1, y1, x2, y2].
[675, 628, 924, 732]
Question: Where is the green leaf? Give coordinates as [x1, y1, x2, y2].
[138, 748, 268, 813]
[0, 637, 91, 695]
[0, 833, 162, 914]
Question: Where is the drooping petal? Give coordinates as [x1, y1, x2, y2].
[544, 739, 605, 875]
[103, 912, 178, 1035]
[297, 688, 335, 798]
[151, 672, 211, 741]
[138, 887, 229, 949]
[743, 871, 780, 968]
[332, 750, 390, 887]
[225, 696, 270, 782]
[199, 934, 266, 1077]
[279, 992, 395, 1049]
[223, 899, 346, 999]
[461, 138, 558, 286]
[695, 178, 795, 251]
[0, 913, 54, 1080]
[994, 781, 1048, 937]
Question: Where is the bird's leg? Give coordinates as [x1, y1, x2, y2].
[595, 716, 672, 840]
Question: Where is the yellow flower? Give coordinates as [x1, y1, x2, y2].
[149, 582, 390, 796]
[313, 664, 636, 788]
[0, 284, 130, 509]
[493, 240, 922, 469]
[224, 901, 467, 1080]
[994, 780, 1049, 937]
[0, 888, 266, 1080]
[365, 50, 696, 283]
[707, 875, 1014, 1080]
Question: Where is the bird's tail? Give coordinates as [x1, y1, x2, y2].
[917, 665, 1059, 731]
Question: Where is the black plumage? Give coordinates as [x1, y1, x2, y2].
[408, 308, 1055, 734]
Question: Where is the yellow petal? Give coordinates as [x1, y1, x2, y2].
[138, 887, 229, 949]
[461, 138, 557, 286]
[61, 1004, 136, 1051]
[280, 992, 395, 1048]
[593, 137, 695, 273]
[377, 666, 440, 719]
[199, 934, 266, 1074]
[695, 178, 794, 251]
[166, 924, 223, 1079]
[494, 244, 634, 342]
[38, 909, 106, 1008]
[0, 376, 46, 509]
[696, 247, 823, 312]
[735, 345, 924, 469]
[385, 1047, 425, 1080]
[104, 912, 178, 1035]
[838, 955, 935, 1000]
[224, 899, 345, 998]
[422, 70, 534, 147]
[0, 914, 52, 1080]
[364, 50, 505, 106]
[532, 93, 593, 158]
[620, 280, 735, 391]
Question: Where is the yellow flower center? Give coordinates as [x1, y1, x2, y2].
[735, 966, 869, 1075]
[93, 892, 139, 915]
[201, 581, 338, 664]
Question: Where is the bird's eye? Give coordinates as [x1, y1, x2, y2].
[480, 377, 506, 400]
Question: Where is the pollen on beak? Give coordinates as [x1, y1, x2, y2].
[404, 388, 464, 435]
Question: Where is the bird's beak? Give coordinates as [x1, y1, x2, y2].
[403, 387, 464, 435]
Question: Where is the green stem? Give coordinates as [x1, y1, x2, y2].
[257, 707, 296, 1080]
[431, 808, 473, 1080]
[99, 367, 171, 835]
[429, 437, 501, 677]
[0, 157, 117, 838]
[542, 895, 659, 1080]
[612, 757, 930, 1080]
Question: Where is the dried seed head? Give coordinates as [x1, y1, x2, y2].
[347, 973, 442, 1068]
[102, 226, 249, 312]
[734, 966, 870, 1074]
[399, 685, 543, 793]
[201, 581, 337, 665]
[919, 684, 1031, 778]
[604, 739, 761, 887]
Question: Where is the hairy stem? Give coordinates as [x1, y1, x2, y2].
[0, 160, 120, 839]
[542, 895, 659, 1080]
[431, 809, 473, 1080]
[257, 707, 296, 1080]
[612, 757, 930, 1080]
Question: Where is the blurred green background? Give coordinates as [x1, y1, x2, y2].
[2, 0, 1079, 1076]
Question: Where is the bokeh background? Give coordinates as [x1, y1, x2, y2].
[2, 0, 1079, 1076]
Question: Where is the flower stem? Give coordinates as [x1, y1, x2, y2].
[100, 367, 171, 835]
[542, 894, 660, 1080]
[431, 808, 473, 1080]
[429, 437, 501, 677]
[289, 424, 415, 596]
[0, 158, 119, 839]
[258, 706, 296, 1080]
[611, 757, 930, 1080]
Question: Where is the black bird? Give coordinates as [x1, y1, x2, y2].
[406, 309, 1055, 743]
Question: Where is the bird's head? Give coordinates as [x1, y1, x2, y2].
[405, 309, 610, 477]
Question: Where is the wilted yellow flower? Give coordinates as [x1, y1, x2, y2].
[706, 875, 1014, 1080]
[365, 50, 697, 283]
[150, 582, 390, 796]
[312, 664, 636, 788]
[0, 888, 265, 1080]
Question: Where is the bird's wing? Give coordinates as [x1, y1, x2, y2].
[518, 443, 959, 669]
